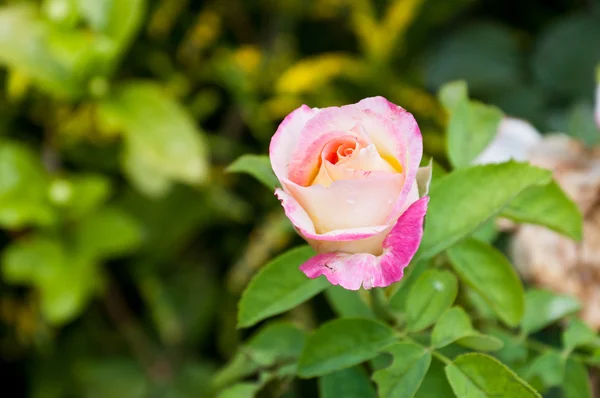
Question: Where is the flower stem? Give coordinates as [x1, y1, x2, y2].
[370, 288, 395, 324]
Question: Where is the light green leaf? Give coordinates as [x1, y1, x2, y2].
[372, 343, 431, 398]
[226, 154, 278, 190]
[406, 269, 458, 332]
[501, 181, 582, 241]
[431, 307, 503, 351]
[417, 162, 552, 261]
[0, 4, 87, 98]
[389, 259, 430, 312]
[212, 322, 306, 388]
[446, 96, 504, 168]
[97, 81, 209, 196]
[217, 383, 260, 398]
[0, 139, 55, 228]
[74, 207, 143, 258]
[445, 353, 541, 398]
[319, 366, 377, 398]
[76, 0, 145, 55]
[48, 173, 112, 219]
[563, 319, 599, 351]
[297, 318, 397, 378]
[521, 289, 581, 335]
[447, 239, 525, 327]
[438, 80, 468, 111]
[325, 285, 375, 319]
[237, 246, 328, 328]
[486, 328, 528, 366]
[563, 359, 592, 398]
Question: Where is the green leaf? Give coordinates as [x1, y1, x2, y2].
[563, 319, 599, 351]
[563, 359, 592, 398]
[76, 0, 146, 55]
[447, 239, 525, 327]
[74, 358, 148, 398]
[1, 234, 101, 325]
[389, 259, 430, 312]
[0, 139, 55, 228]
[226, 154, 278, 190]
[486, 328, 528, 366]
[325, 285, 375, 319]
[297, 318, 397, 378]
[523, 351, 564, 390]
[521, 289, 581, 335]
[445, 353, 541, 398]
[237, 246, 328, 328]
[406, 269, 458, 332]
[415, 358, 455, 398]
[446, 96, 504, 168]
[431, 307, 503, 351]
[438, 80, 468, 111]
[319, 366, 377, 398]
[212, 322, 306, 388]
[501, 181, 582, 241]
[417, 162, 552, 261]
[217, 383, 261, 398]
[74, 207, 143, 258]
[97, 81, 209, 196]
[372, 343, 432, 398]
[0, 4, 87, 98]
[48, 173, 112, 219]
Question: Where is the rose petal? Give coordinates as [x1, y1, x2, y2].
[283, 173, 405, 234]
[472, 117, 542, 165]
[355, 97, 423, 224]
[299, 196, 429, 290]
[269, 105, 320, 182]
[275, 188, 389, 242]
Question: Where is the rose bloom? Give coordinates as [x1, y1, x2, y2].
[476, 117, 600, 329]
[269, 97, 430, 290]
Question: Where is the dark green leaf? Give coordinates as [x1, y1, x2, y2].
[372, 343, 432, 398]
[521, 289, 581, 335]
[533, 13, 600, 99]
[297, 318, 397, 378]
[563, 359, 592, 398]
[237, 246, 328, 328]
[445, 353, 541, 397]
[406, 269, 458, 332]
[226, 154, 278, 190]
[501, 181, 582, 241]
[417, 162, 552, 261]
[319, 366, 377, 398]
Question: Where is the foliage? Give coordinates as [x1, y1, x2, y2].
[0, 0, 599, 397]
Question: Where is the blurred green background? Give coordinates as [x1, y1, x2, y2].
[0, 0, 599, 396]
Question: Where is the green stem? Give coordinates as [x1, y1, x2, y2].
[370, 288, 395, 324]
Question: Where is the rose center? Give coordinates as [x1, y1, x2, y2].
[321, 137, 360, 166]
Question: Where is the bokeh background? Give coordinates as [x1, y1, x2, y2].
[0, 0, 599, 396]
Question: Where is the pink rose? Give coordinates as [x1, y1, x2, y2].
[269, 97, 430, 290]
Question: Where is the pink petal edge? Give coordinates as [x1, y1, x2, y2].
[299, 196, 429, 290]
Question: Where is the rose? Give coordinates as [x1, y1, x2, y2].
[269, 97, 430, 290]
